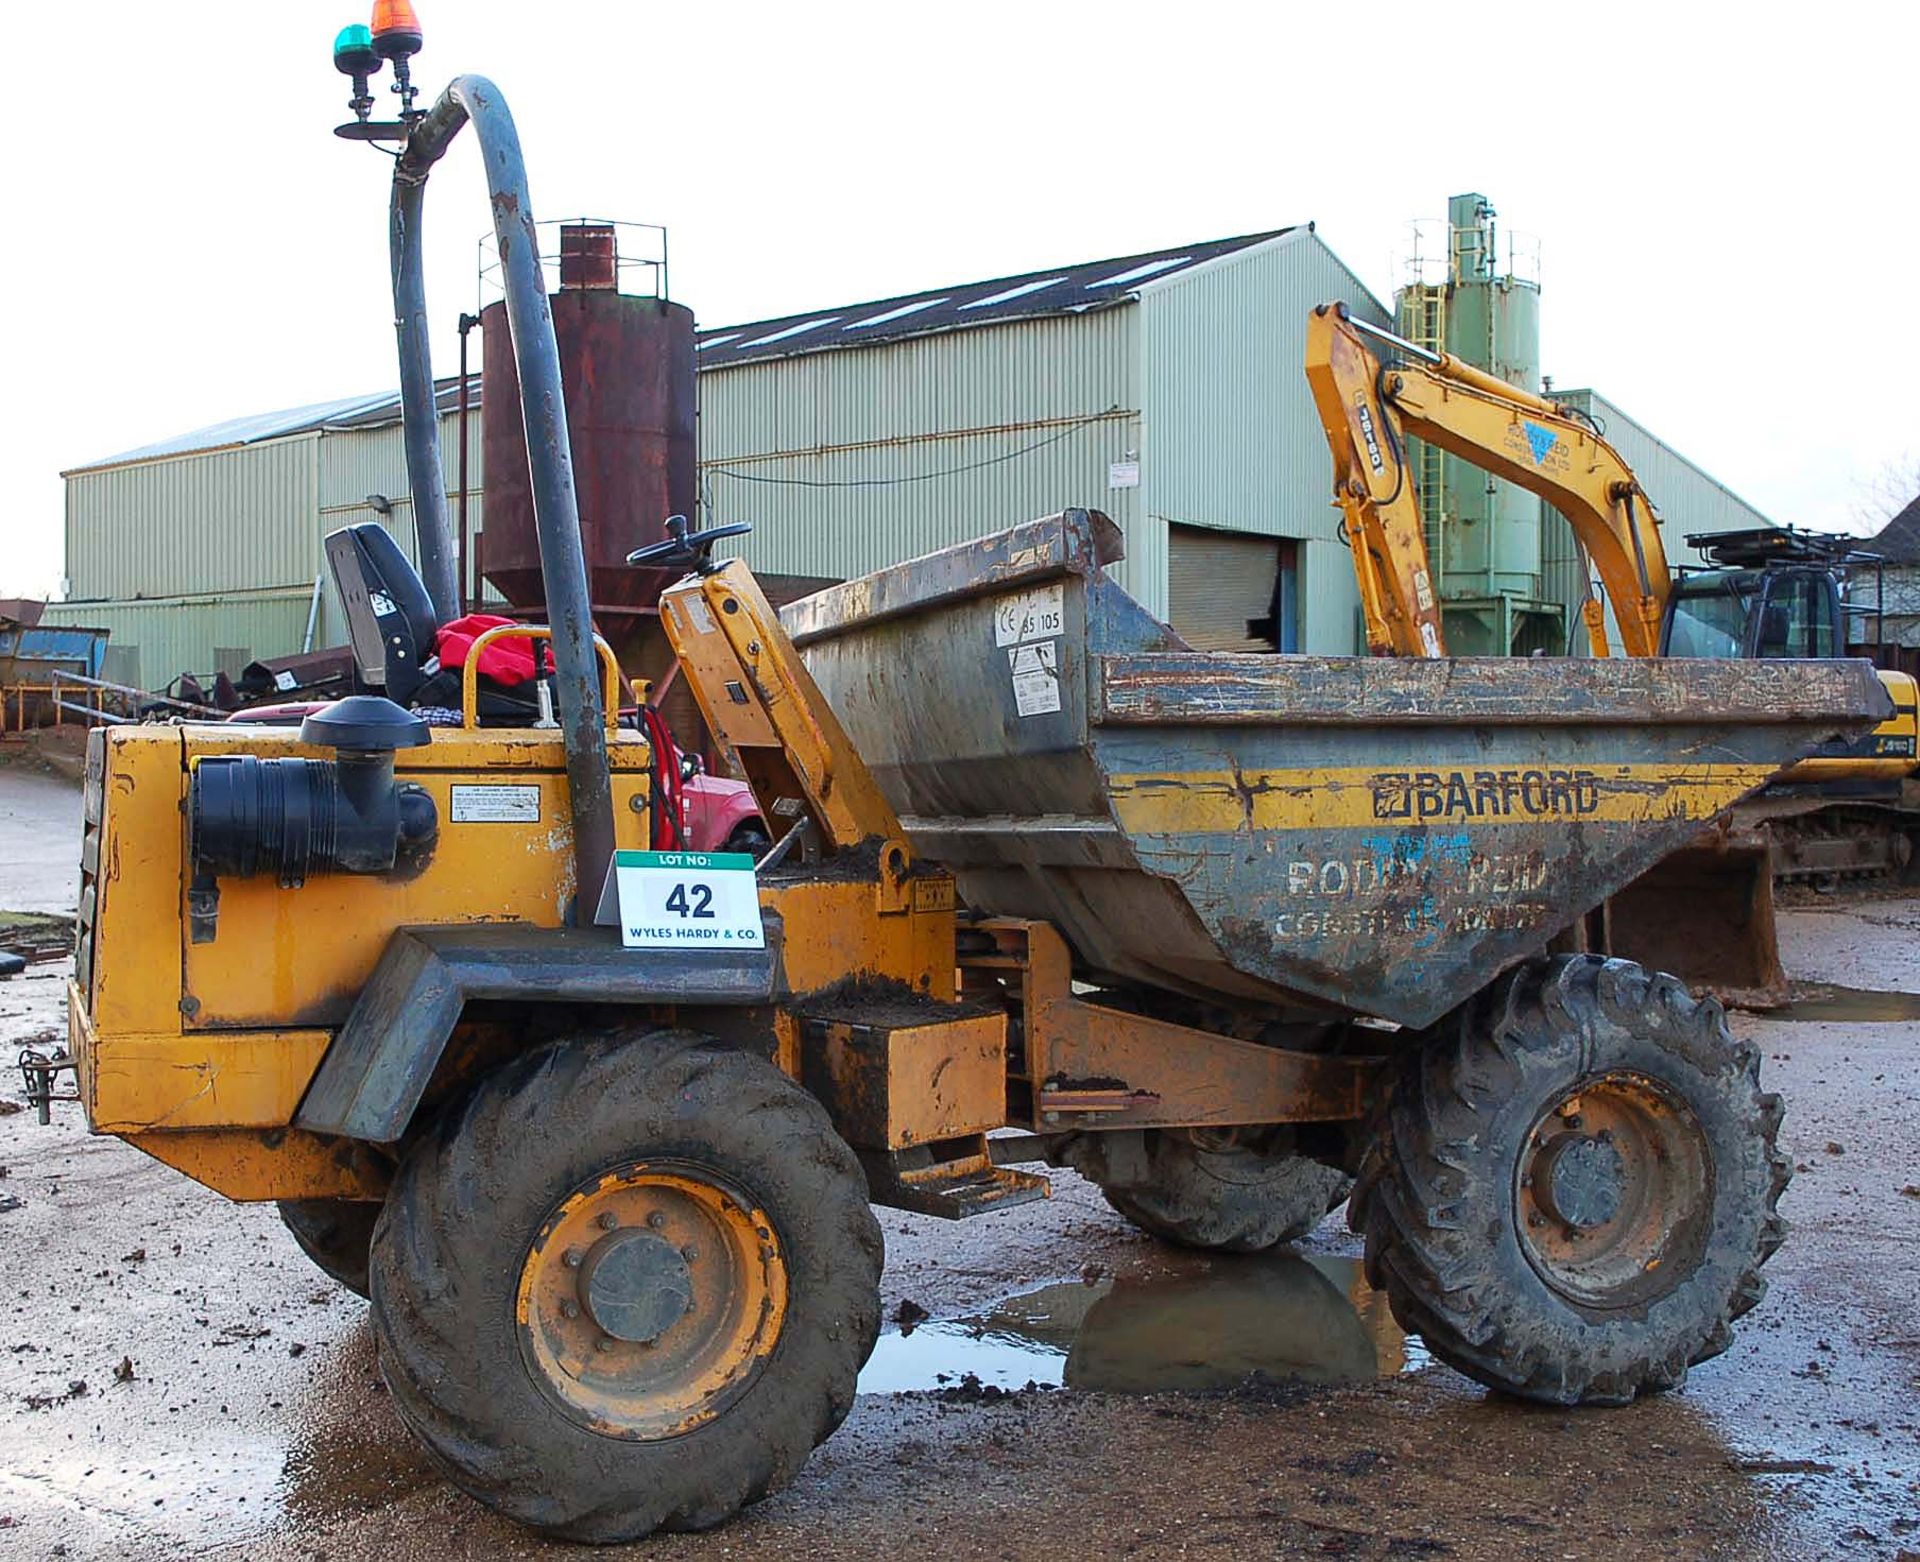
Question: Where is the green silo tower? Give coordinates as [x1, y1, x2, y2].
[1395, 194, 1562, 656]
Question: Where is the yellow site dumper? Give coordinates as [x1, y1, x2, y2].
[30, 47, 1893, 1545]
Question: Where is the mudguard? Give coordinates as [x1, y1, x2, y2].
[295, 919, 782, 1143]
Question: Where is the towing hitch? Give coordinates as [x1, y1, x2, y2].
[17, 1046, 77, 1126]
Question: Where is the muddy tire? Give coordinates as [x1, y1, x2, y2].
[277, 1199, 380, 1298]
[369, 1030, 883, 1542]
[1058, 1129, 1351, 1253]
[1349, 955, 1789, 1406]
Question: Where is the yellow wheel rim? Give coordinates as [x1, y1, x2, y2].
[1515, 1073, 1711, 1311]
[515, 1161, 787, 1439]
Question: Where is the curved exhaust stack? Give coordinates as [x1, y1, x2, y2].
[380, 75, 616, 920]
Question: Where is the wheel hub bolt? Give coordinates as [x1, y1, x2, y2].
[561, 1299, 580, 1320]
[598, 1211, 619, 1232]
[563, 1247, 584, 1269]
[595, 1336, 615, 1354]
[681, 1244, 699, 1263]
[647, 1211, 666, 1230]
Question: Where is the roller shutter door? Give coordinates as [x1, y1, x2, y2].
[1167, 525, 1296, 651]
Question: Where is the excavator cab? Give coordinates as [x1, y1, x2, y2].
[1662, 566, 1842, 660]
[1663, 528, 1849, 662]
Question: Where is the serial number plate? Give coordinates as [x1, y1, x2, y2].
[450, 784, 541, 823]
[993, 583, 1064, 647]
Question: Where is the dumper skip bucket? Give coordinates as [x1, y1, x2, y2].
[786, 510, 1889, 1029]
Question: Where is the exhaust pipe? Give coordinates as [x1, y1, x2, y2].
[383, 75, 615, 918]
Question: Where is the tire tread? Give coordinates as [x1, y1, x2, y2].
[1349, 955, 1788, 1406]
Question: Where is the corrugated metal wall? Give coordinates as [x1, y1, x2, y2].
[1540, 389, 1772, 654]
[64, 436, 319, 600]
[696, 311, 1143, 592]
[317, 411, 476, 533]
[60, 258, 1775, 683]
[313, 412, 485, 648]
[1134, 231, 1393, 649]
[41, 589, 314, 693]
[54, 240, 1384, 671]
[59, 414, 479, 689]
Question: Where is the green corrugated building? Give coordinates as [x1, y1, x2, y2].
[46, 212, 1774, 687]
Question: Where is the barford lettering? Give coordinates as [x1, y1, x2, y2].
[1370, 768, 1602, 822]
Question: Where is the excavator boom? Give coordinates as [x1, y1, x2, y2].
[1304, 304, 1670, 657]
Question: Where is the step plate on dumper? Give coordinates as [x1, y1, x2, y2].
[786, 510, 1892, 1031]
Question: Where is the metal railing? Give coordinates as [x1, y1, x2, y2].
[0, 670, 225, 737]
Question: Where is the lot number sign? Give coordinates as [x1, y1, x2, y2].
[602, 850, 764, 950]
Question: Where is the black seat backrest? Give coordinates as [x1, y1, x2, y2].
[324, 524, 439, 703]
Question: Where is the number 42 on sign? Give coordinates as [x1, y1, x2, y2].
[594, 850, 765, 949]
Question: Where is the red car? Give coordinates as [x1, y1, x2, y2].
[678, 770, 768, 855]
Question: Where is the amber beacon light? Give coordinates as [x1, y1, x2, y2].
[369, 0, 426, 116]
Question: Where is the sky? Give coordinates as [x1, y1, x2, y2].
[3, 2, 1916, 598]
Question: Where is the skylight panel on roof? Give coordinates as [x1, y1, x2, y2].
[960, 277, 1066, 311]
[697, 332, 743, 351]
[738, 317, 842, 347]
[1087, 256, 1192, 288]
[845, 297, 950, 330]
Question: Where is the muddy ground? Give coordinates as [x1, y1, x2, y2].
[0, 766, 1916, 1561]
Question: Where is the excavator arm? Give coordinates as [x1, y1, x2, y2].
[1304, 303, 1670, 658]
[1304, 303, 1445, 657]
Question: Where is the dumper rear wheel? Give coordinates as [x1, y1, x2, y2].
[277, 1199, 379, 1298]
[1059, 1129, 1351, 1252]
[1350, 955, 1788, 1406]
[369, 1029, 883, 1542]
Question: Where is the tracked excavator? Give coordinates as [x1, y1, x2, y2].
[1306, 302, 1920, 1003]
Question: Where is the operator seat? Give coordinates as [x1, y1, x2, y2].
[325, 524, 439, 705]
[324, 524, 546, 723]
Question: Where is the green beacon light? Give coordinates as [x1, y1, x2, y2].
[334, 23, 383, 123]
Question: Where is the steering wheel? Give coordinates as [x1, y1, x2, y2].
[627, 514, 754, 575]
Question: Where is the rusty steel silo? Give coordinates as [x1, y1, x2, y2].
[480, 223, 697, 679]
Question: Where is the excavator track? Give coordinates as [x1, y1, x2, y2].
[1765, 808, 1916, 886]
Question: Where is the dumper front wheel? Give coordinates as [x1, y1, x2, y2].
[1059, 1129, 1351, 1252]
[1350, 956, 1788, 1406]
[369, 1030, 883, 1542]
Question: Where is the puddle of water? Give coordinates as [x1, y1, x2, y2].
[861, 1253, 1426, 1396]
[1770, 983, 1920, 1022]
